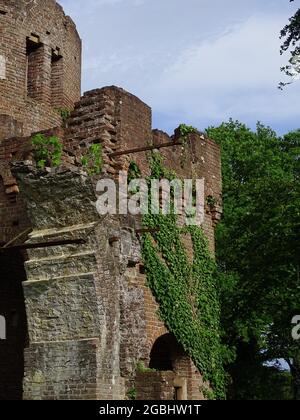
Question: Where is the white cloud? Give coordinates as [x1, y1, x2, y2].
[61, 0, 144, 12]
[140, 13, 300, 132]
[59, 0, 300, 134]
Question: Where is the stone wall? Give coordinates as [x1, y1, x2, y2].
[0, 0, 81, 139]
[13, 167, 122, 400]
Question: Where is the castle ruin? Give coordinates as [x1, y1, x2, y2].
[0, 0, 222, 400]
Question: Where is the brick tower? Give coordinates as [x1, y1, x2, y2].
[0, 0, 81, 140]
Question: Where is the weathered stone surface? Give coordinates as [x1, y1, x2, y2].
[23, 339, 100, 400]
[24, 274, 101, 342]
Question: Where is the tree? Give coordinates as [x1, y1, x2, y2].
[279, 0, 300, 89]
[206, 121, 300, 399]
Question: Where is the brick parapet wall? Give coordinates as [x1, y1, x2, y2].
[136, 371, 176, 400]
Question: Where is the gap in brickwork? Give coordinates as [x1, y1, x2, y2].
[0, 250, 28, 400]
[51, 49, 63, 108]
[150, 334, 178, 371]
[26, 36, 43, 100]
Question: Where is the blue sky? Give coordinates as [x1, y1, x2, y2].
[60, 0, 300, 136]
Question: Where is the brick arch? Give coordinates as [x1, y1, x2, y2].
[149, 333, 185, 371]
[147, 332, 205, 400]
[146, 325, 168, 362]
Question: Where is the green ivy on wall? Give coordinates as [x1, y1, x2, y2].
[127, 388, 137, 400]
[128, 160, 142, 184]
[141, 152, 225, 399]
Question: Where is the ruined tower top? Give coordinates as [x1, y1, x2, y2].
[0, 0, 82, 140]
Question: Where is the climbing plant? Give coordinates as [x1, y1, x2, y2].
[81, 143, 103, 175]
[206, 195, 218, 209]
[128, 160, 142, 184]
[31, 133, 63, 169]
[127, 388, 137, 400]
[177, 124, 197, 167]
[141, 152, 226, 399]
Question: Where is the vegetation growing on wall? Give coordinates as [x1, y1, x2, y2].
[55, 107, 71, 122]
[128, 160, 142, 184]
[136, 361, 156, 373]
[177, 124, 197, 167]
[81, 143, 103, 175]
[127, 387, 137, 400]
[178, 124, 197, 141]
[141, 152, 226, 399]
[31, 133, 63, 169]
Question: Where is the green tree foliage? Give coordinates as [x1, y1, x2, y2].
[206, 120, 300, 399]
[228, 357, 293, 400]
[279, 0, 300, 88]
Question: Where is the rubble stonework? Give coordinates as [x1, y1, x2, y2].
[0, 0, 222, 400]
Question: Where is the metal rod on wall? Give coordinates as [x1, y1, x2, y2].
[0, 238, 87, 253]
[109, 141, 183, 158]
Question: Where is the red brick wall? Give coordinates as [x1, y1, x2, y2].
[65, 88, 222, 253]
[0, 129, 66, 245]
[136, 371, 175, 400]
[65, 86, 152, 179]
[0, 167, 30, 245]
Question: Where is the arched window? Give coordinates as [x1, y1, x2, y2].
[149, 333, 185, 371]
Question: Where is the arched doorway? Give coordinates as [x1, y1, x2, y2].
[149, 333, 182, 371]
[148, 333, 188, 400]
[0, 249, 28, 400]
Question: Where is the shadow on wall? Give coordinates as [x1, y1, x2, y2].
[0, 249, 28, 400]
[149, 333, 185, 371]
